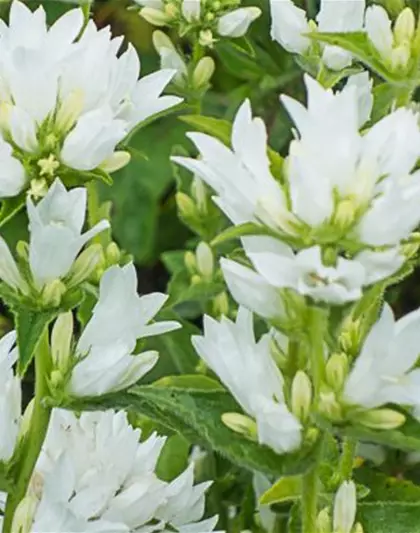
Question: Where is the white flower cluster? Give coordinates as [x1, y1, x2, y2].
[135, 0, 261, 46]
[7, 409, 218, 532]
[0, 1, 181, 199]
[175, 74, 420, 308]
[270, 0, 417, 73]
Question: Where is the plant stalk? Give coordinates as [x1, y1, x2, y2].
[3, 329, 52, 533]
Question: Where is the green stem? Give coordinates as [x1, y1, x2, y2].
[339, 438, 357, 481]
[3, 330, 52, 533]
[307, 306, 326, 399]
[302, 465, 319, 533]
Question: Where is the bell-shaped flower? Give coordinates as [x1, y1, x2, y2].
[344, 303, 420, 410]
[192, 307, 302, 453]
[32, 409, 216, 532]
[27, 178, 109, 288]
[217, 7, 262, 38]
[0, 1, 183, 198]
[69, 263, 181, 396]
[0, 331, 21, 462]
[223, 237, 403, 308]
[270, 0, 365, 70]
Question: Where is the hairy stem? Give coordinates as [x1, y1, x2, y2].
[3, 329, 52, 533]
[308, 306, 326, 399]
[302, 464, 319, 533]
[339, 437, 357, 481]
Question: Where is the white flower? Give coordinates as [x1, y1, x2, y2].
[155, 463, 218, 532]
[27, 179, 109, 288]
[172, 99, 292, 234]
[221, 256, 286, 320]
[69, 263, 181, 396]
[365, 5, 416, 70]
[0, 331, 21, 462]
[192, 307, 302, 453]
[223, 237, 403, 307]
[32, 409, 216, 532]
[270, 0, 365, 70]
[182, 0, 201, 22]
[333, 481, 357, 533]
[0, 0, 182, 196]
[217, 7, 262, 38]
[153, 31, 187, 85]
[317, 0, 366, 70]
[344, 303, 420, 410]
[270, 0, 310, 54]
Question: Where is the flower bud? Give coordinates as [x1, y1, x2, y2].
[41, 279, 66, 307]
[192, 57, 216, 88]
[191, 176, 207, 212]
[50, 369, 64, 390]
[212, 291, 229, 317]
[196, 242, 214, 279]
[316, 508, 332, 533]
[19, 399, 34, 442]
[325, 353, 348, 392]
[141, 7, 172, 26]
[358, 408, 406, 430]
[333, 481, 356, 533]
[339, 318, 361, 355]
[100, 151, 131, 173]
[390, 43, 411, 70]
[11, 494, 38, 533]
[16, 241, 29, 261]
[199, 29, 216, 47]
[106, 242, 121, 265]
[291, 370, 312, 421]
[176, 192, 197, 219]
[29, 178, 48, 199]
[152, 30, 175, 53]
[222, 412, 258, 440]
[191, 274, 202, 285]
[66, 244, 103, 288]
[394, 7, 415, 45]
[184, 250, 197, 273]
[51, 312, 74, 373]
[318, 389, 342, 421]
[353, 524, 364, 533]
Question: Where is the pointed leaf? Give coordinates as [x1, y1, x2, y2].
[153, 375, 224, 390]
[307, 32, 403, 84]
[15, 308, 57, 376]
[211, 222, 280, 247]
[66, 387, 321, 477]
[0, 195, 25, 228]
[0, 462, 12, 492]
[260, 475, 302, 505]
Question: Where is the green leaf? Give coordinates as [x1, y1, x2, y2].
[156, 434, 190, 482]
[126, 387, 320, 477]
[307, 32, 403, 83]
[260, 475, 302, 505]
[69, 387, 321, 477]
[355, 469, 420, 503]
[0, 195, 25, 229]
[153, 374, 224, 390]
[15, 308, 57, 376]
[320, 414, 420, 453]
[358, 502, 420, 532]
[215, 40, 264, 81]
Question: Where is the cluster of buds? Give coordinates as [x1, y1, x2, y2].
[153, 31, 216, 92]
[135, 0, 261, 47]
